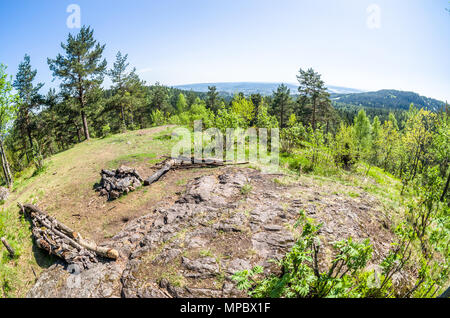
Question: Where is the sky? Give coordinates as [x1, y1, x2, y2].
[0, 0, 449, 101]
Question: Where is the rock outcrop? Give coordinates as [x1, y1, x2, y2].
[27, 168, 394, 298]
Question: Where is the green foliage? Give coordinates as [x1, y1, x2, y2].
[107, 51, 146, 131]
[150, 109, 167, 126]
[332, 123, 357, 169]
[240, 184, 253, 195]
[0, 65, 19, 135]
[233, 211, 374, 298]
[101, 123, 111, 137]
[280, 116, 306, 152]
[353, 109, 372, 153]
[271, 84, 293, 128]
[206, 86, 219, 112]
[231, 95, 255, 128]
[255, 105, 278, 129]
[176, 93, 187, 114]
[48, 25, 107, 141]
[296, 68, 330, 129]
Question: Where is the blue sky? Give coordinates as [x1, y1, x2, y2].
[0, 0, 449, 101]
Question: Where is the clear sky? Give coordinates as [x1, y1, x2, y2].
[0, 0, 449, 101]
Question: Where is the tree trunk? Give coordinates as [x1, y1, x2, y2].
[75, 125, 81, 143]
[312, 96, 317, 130]
[441, 168, 450, 202]
[121, 105, 126, 130]
[0, 138, 12, 187]
[79, 84, 90, 141]
[27, 127, 34, 151]
[81, 110, 90, 141]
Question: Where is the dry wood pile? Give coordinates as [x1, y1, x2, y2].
[18, 203, 118, 270]
[95, 166, 143, 200]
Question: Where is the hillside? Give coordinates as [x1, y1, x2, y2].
[0, 126, 408, 298]
[331, 89, 446, 111]
[174, 83, 446, 112]
[174, 82, 364, 96]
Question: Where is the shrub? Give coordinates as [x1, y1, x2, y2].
[101, 123, 111, 137]
[332, 123, 358, 169]
[233, 210, 374, 298]
[150, 109, 167, 126]
[281, 122, 306, 153]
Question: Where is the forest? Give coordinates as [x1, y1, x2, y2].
[0, 25, 449, 298]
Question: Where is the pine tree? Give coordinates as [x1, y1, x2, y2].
[206, 86, 219, 112]
[48, 25, 107, 141]
[353, 109, 372, 153]
[370, 116, 382, 166]
[150, 82, 172, 114]
[271, 84, 292, 128]
[176, 93, 187, 114]
[13, 54, 44, 155]
[108, 51, 144, 130]
[297, 68, 329, 130]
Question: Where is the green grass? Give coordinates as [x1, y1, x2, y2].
[108, 152, 157, 168]
[0, 125, 178, 297]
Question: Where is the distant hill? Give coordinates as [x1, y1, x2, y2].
[331, 89, 446, 111]
[173, 82, 446, 111]
[174, 82, 364, 96]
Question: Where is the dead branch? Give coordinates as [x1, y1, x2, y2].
[1, 237, 15, 257]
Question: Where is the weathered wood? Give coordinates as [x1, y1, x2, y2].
[1, 237, 15, 257]
[77, 237, 119, 259]
[18, 203, 119, 269]
[144, 157, 249, 186]
[144, 159, 176, 186]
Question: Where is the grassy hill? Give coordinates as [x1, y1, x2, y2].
[0, 126, 407, 297]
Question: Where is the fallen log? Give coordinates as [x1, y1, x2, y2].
[18, 203, 118, 269]
[144, 159, 176, 186]
[144, 157, 249, 186]
[1, 237, 15, 257]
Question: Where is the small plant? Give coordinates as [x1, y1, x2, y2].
[240, 184, 253, 196]
[199, 249, 214, 258]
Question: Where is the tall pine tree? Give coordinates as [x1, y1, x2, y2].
[13, 54, 44, 155]
[48, 26, 107, 141]
[271, 84, 292, 128]
[297, 68, 329, 130]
